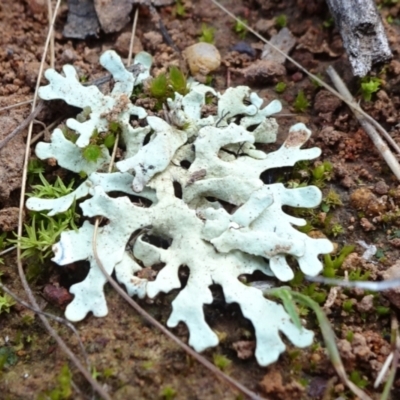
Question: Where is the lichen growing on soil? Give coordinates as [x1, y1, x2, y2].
[26, 50, 333, 367]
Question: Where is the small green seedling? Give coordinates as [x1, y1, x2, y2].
[0, 294, 16, 314]
[311, 161, 333, 187]
[199, 23, 215, 44]
[323, 245, 355, 278]
[321, 188, 342, 212]
[360, 77, 382, 101]
[174, 0, 186, 17]
[213, 354, 232, 371]
[275, 14, 287, 28]
[233, 17, 248, 39]
[293, 90, 309, 112]
[275, 82, 287, 93]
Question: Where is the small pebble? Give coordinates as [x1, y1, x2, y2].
[183, 43, 221, 75]
[374, 180, 389, 195]
[231, 41, 256, 57]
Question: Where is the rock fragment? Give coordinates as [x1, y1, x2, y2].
[183, 43, 221, 75]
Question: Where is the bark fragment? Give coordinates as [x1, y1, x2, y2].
[326, 0, 392, 76]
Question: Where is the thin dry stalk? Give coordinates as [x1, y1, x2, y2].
[31, 116, 64, 145]
[46, 0, 55, 69]
[0, 101, 44, 151]
[0, 99, 33, 113]
[209, 0, 400, 162]
[326, 66, 400, 181]
[127, 7, 139, 67]
[15, 1, 112, 399]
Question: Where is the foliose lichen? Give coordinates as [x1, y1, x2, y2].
[27, 50, 333, 366]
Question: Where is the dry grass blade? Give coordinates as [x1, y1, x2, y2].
[14, 1, 112, 399]
[127, 7, 139, 67]
[209, 0, 400, 162]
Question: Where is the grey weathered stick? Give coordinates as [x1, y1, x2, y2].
[325, 0, 392, 76]
[326, 66, 400, 181]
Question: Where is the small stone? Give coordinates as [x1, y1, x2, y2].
[94, 0, 132, 33]
[243, 59, 286, 82]
[61, 48, 77, 63]
[374, 180, 389, 195]
[231, 42, 256, 58]
[291, 72, 303, 82]
[383, 260, 400, 309]
[183, 43, 221, 75]
[360, 217, 375, 231]
[314, 90, 342, 113]
[115, 32, 143, 57]
[356, 295, 374, 313]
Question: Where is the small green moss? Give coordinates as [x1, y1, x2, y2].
[0, 294, 16, 314]
[349, 370, 368, 389]
[360, 77, 382, 101]
[150, 73, 169, 99]
[0, 347, 17, 370]
[199, 23, 216, 44]
[330, 223, 345, 237]
[346, 331, 354, 342]
[293, 90, 309, 112]
[376, 306, 390, 315]
[161, 386, 177, 400]
[275, 14, 287, 28]
[102, 133, 115, 149]
[233, 18, 248, 39]
[322, 18, 334, 28]
[275, 81, 287, 93]
[342, 299, 354, 312]
[321, 188, 343, 212]
[174, 0, 186, 17]
[37, 364, 72, 400]
[213, 353, 232, 371]
[169, 66, 188, 95]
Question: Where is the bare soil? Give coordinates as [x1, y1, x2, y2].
[1, 0, 400, 399]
